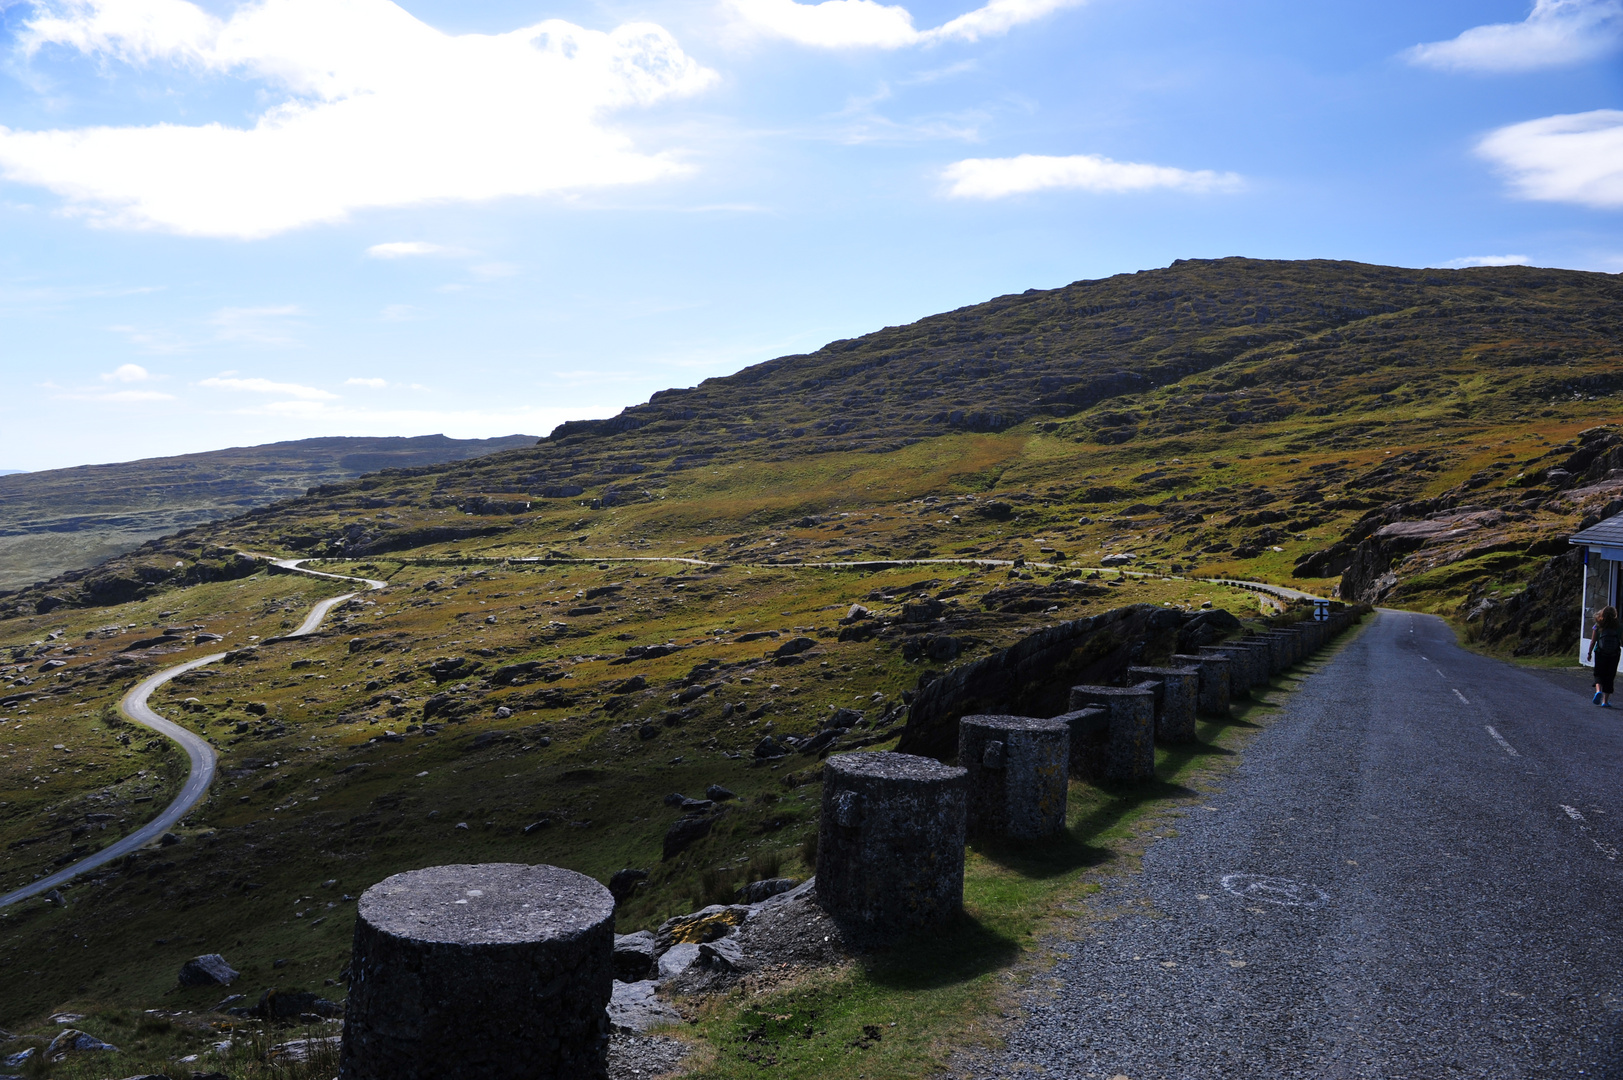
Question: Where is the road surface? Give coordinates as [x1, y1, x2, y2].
[0, 560, 384, 909]
[997, 609, 1623, 1078]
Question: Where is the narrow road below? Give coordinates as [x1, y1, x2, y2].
[999, 609, 1623, 1079]
[0, 560, 384, 909]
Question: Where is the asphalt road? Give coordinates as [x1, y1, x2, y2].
[997, 609, 1623, 1079]
[0, 560, 384, 909]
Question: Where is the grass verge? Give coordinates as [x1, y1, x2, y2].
[674, 674, 1303, 1080]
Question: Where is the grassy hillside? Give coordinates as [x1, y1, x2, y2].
[0, 256, 1619, 1074]
[0, 434, 537, 591]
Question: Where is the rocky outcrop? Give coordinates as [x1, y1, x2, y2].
[895, 604, 1188, 761]
[1461, 549, 1584, 657]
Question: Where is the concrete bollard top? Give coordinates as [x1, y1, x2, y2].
[826, 750, 966, 786]
[960, 714, 1071, 735]
[358, 863, 614, 948]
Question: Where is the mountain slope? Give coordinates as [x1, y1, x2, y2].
[0, 434, 537, 589]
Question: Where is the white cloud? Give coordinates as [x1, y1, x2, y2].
[3, 0, 717, 238]
[942, 153, 1242, 198]
[1477, 109, 1623, 208]
[1404, 0, 1623, 73]
[366, 241, 457, 258]
[345, 376, 388, 387]
[728, 0, 1082, 48]
[198, 374, 336, 399]
[1440, 254, 1533, 268]
[101, 362, 152, 381]
[210, 304, 303, 344]
[51, 387, 176, 402]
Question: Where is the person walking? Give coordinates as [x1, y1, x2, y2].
[1588, 605, 1621, 708]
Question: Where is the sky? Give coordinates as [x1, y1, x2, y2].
[0, 0, 1619, 472]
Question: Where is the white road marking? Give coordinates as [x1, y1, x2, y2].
[1485, 725, 1519, 757]
[1436, 669, 1446, 678]
[1559, 804, 1619, 861]
[1453, 689, 1471, 705]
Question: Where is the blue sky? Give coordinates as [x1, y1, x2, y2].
[0, 0, 1619, 471]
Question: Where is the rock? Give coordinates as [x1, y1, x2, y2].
[607, 868, 649, 906]
[662, 815, 714, 860]
[737, 877, 800, 904]
[661, 792, 687, 807]
[900, 597, 944, 623]
[160, 832, 182, 846]
[656, 943, 701, 980]
[612, 932, 659, 982]
[752, 735, 786, 759]
[774, 637, 817, 658]
[798, 729, 841, 756]
[3, 1048, 34, 1068]
[638, 723, 659, 740]
[896, 605, 1185, 761]
[178, 953, 239, 987]
[257, 989, 343, 1020]
[494, 706, 512, 719]
[1100, 553, 1135, 565]
[677, 798, 712, 812]
[840, 604, 872, 624]
[697, 937, 744, 972]
[607, 980, 681, 1034]
[705, 784, 736, 801]
[823, 708, 864, 730]
[655, 904, 749, 948]
[47, 1029, 118, 1058]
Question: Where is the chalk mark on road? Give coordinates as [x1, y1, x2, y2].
[1219, 874, 1330, 908]
[1485, 725, 1519, 757]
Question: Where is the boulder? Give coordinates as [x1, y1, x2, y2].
[656, 904, 749, 948]
[612, 932, 658, 982]
[607, 868, 649, 906]
[705, 784, 736, 801]
[178, 953, 239, 987]
[657, 943, 701, 980]
[774, 637, 817, 658]
[607, 980, 681, 1033]
[738, 877, 800, 904]
[662, 815, 714, 860]
[257, 989, 343, 1020]
[46, 1029, 118, 1059]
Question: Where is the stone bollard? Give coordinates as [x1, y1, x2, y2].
[958, 715, 1069, 839]
[1247, 634, 1288, 675]
[1126, 665, 1199, 743]
[1067, 685, 1156, 782]
[340, 863, 614, 1080]
[817, 751, 968, 932]
[1275, 627, 1307, 664]
[1227, 642, 1272, 689]
[1201, 644, 1251, 696]
[1173, 652, 1230, 717]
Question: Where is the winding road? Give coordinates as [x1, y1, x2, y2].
[0, 559, 385, 909]
[998, 609, 1623, 1078]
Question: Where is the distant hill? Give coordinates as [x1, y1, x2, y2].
[0, 433, 537, 588]
[8, 257, 1623, 650]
